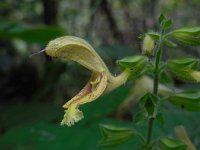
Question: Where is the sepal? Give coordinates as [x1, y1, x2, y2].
[99, 124, 134, 147]
[168, 90, 200, 112]
[159, 138, 187, 150]
[167, 58, 200, 82]
[117, 56, 148, 79]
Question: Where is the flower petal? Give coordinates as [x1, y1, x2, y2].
[61, 71, 107, 126]
[63, 71, 107, 108]
[45, 36, 108, 72]
[61, 105, 84, 126]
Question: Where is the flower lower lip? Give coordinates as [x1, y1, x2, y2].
[62, 71, 107, 109]
[63, 81, 92, 108]
[60, 71, 107, 126]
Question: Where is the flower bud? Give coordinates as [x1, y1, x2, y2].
[142, 34, 154, 56]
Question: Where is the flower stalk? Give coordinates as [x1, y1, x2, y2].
[146, 28, 165, 148]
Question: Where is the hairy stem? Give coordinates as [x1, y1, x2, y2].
[146, 117, 154, 145]
[146, 28, 164, 148]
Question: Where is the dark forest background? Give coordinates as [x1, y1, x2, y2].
[0, 0, 200, 150]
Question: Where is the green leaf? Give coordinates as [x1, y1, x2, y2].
[168, 91, 200, 112]
[168, 26, 200, 46]
[117, 55, 148, 79]
[164, 38, 177, 47]
[160, 71, 174, 87]
[99, 124, 134, 147]
[133, 111, 147, 126]
[147, 32, 160, 41]
[159, 138, 187, 150]
[146, 32, 177, 47]
[159, 14, 166, 24]
[163, 19, 172, 29]
[140, 93, 158, 118]
[167, 58, 200, 82]
[158, 14, 172, 29]
[156, 112, 165, 127]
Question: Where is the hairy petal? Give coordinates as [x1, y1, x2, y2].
[45, 36, 108, 72]
[61, 105, 84, 126]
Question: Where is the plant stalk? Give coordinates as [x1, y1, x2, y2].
[146, 28, 164, 148]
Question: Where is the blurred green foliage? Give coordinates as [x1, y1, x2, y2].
[0, 87, 199, 150]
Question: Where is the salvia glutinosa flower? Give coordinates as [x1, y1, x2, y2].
[45, 36, 147, 126]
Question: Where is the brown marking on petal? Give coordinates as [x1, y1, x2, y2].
[62, 71, 107, 108]
[64, 82, 92, 107]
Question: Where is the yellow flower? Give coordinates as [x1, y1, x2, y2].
[45, 36, 130, 126]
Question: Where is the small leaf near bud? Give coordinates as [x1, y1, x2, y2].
[158, 13, 166, 24]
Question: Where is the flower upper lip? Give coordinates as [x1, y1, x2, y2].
[45, 36, 108, 73]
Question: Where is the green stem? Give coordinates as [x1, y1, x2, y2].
[146, 118, 154, 145]
[153, 28, 164, 94]
[146, 28, 164, 148]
